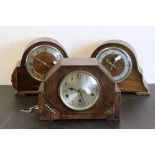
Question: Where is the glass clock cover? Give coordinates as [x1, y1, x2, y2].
[26, 45, 63, 81]
[96, 47, 132, 83]
[59, 71, 100, 111]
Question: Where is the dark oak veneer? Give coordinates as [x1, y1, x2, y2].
[91, 40, 149, 95]
[39, 58, 121, 120]
[11, 37, 68, 95]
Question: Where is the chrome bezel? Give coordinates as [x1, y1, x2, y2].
[26, 45, 63, 82]
[96, 47, 132, 83]
[59, 70, 101, 111]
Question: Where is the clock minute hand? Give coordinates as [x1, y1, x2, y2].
[68, 87, 78, 92]
[106, 58, 114, 66]
[68, 87, 89, 95]
[114, 55, 122, 64]
[106, 59, 117, 70]
[106, 58, 120, 71]
[79, 90, 86, 105]
[35, 58, 51, 68]
[68, 88, 86, 105]
[109, 63, 120, 71]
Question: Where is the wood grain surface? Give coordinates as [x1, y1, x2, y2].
[91, 42, 149, 95]
[39, 58, 121, 120]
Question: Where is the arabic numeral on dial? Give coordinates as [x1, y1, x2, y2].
[78, 100, 83, 106]
[31, 68, 34, 73]
[91, 93, 95, 96]
[29, 62, 32, 66]
[43, 73, 47, 78]
[65, 82, 69, 86]
[71, 100, 74, 105]
[86, 100, 90, 105]
[105, 66, 109, 70]
[93, 87, 97, 92]
[56, 55, 60, 60]
[86, 75, 88, 80]
[31, 55, 35, 59]
[35, 50, 39, 54]
[43, 47, 47, 52]
[77, 73, 81, 79]
[65, 94, 69, 99]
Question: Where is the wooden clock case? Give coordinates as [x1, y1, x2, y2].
[91, 40, 149, 95]
[39, 58, 121, 120]
[11, 37, 68, 95]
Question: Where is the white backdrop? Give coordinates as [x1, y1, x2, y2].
[0, 26, 154, 85]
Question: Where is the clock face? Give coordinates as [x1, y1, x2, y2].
[59, 71, 100, 111]
[96, 47, 132, 83]
[26, 45, 63, 81]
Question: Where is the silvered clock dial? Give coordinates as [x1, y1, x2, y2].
[26, 45, 63, 81]
[96, 47, 132, 83]
[59, 71, 100, 111]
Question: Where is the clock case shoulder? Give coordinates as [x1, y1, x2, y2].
[39, 58, 121, 120]
[91, 40, 150, 95]
[11, 37, 68, 95]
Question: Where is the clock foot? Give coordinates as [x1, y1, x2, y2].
[16, 90, 39, 96]
[135, 91, 150, 96]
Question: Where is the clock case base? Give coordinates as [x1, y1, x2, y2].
[91, 41, 149, 96]
[38, 87, 120, 121]
[11, 61, 39, 95]
[38, 58, 121, 121]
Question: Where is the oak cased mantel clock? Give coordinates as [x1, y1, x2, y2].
[91, 40, 149, 95]
[11, 37, 68, 95]
[39, 58, 121, 120]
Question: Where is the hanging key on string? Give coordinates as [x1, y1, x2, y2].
[20, 105, 39, 113]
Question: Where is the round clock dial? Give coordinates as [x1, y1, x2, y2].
[59, 71, 100, 111]
[96, 47, 132, 83]
[26, 45, 63, 81]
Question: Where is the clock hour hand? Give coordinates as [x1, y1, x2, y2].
[79, 90, 86, 105]
[109, 63, 120, 71]
[106, 58, 120, 71]
[68, 87, 91, 95]
[35, 58, 51, 68]
[68, 87, 77, 91]
[106, 58, 115, 66]
[68, 87, 86, 105]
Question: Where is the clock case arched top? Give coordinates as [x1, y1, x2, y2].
[91, 40, 149, 96]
